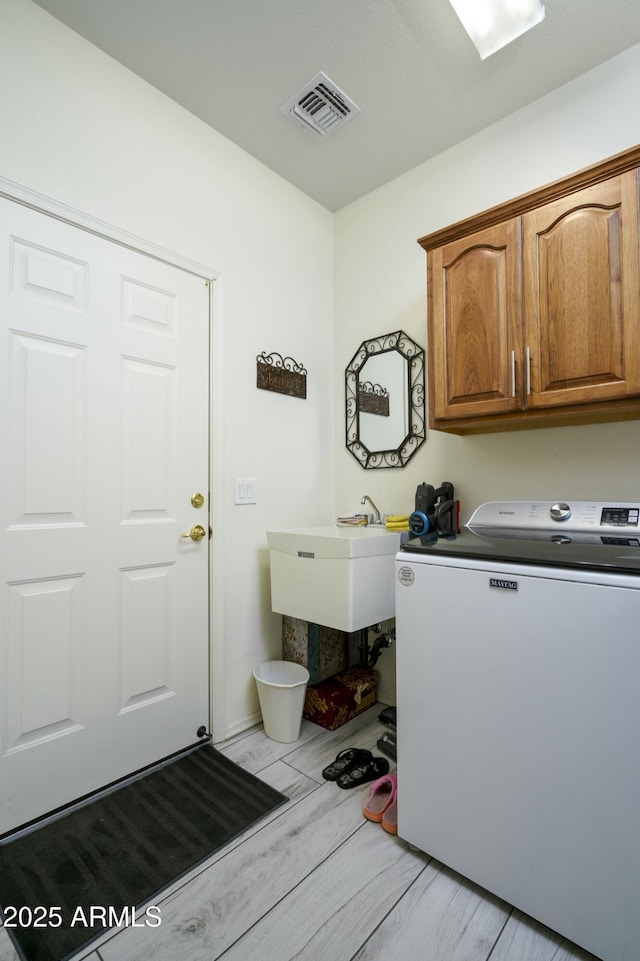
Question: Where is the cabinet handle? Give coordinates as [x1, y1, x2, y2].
[525, 346, 531, 395]
[510, 350, 516, 397]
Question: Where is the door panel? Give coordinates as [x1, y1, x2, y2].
[119, 563, 176, 712]
[6, 575, 85, 754]
[0, 199, 210, 834]
[120, 357, 177, 520]
[429, 218, 522, 422]
[9, 332, 86, 527]
[523, 172, 640, 407]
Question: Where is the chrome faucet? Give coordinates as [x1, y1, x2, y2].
[361, 494, 382, 525]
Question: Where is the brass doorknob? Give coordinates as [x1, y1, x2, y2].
[180, 524, 207, 542]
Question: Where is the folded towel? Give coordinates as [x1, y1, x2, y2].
[385, 513, 409, 531]
[336, 514, 368, 526]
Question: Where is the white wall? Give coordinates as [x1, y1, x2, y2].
[0, 0, 335, 738]
[334, 44, 640, 704]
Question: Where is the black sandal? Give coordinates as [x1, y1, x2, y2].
[322, 748, 372, 781]
[336, 755, 389, 789]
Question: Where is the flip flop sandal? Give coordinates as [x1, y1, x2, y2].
[363, 773, 397, 823]
[378, 706, 397, 729]
[322, 748, 372, 781]
[336, 755, 389, 789]
[377, 731, 397, 761]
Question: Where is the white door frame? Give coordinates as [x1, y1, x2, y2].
[0, 175, 227, 744]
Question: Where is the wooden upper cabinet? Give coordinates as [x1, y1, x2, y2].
[419, 146, 640, 433]
[430, 219, 522, 421]
[524, 173, 640, 409]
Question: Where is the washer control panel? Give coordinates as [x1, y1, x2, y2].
[468, 501, 640, 537]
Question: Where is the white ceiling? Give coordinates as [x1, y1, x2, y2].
[33, 0, 640, 211]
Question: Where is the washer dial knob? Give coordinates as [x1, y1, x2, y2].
[550, 502, 571, 522]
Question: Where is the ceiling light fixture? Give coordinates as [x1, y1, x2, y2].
[448, 0, 545, 59]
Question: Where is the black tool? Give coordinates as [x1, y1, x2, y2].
[409, 481, 457, 536]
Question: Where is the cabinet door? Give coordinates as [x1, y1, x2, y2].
[429, 219, 522, 423]
[523, 172, 640, 409]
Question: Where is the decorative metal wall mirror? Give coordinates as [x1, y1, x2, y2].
[345, 330, 425, 469]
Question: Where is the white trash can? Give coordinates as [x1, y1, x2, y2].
[253, 660, 310, 743]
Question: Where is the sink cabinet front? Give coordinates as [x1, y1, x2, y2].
[421, 147, 640, 434]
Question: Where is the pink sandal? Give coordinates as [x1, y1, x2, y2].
[363, 773, 397, 826]
[381, 788, 398, 835]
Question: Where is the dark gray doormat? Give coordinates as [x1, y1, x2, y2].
[0, 745, 287, 961]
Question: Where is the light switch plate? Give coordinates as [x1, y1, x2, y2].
[234, 477, 257, 504]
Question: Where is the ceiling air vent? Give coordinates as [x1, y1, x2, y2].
[281, 71, 360, 139]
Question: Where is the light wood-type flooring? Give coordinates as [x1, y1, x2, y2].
[0, 705, 600, 961]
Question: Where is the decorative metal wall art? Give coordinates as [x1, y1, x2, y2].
[345, 330, 425, 469]
[257, 352, 307, 399]
[357, 382, 390, 417]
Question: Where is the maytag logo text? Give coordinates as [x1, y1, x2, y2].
[489, 578, 518, 591]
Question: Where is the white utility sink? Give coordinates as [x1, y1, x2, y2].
[267, 525, 400, 632]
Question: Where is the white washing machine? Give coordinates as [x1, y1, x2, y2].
[396, 501, 640, 961]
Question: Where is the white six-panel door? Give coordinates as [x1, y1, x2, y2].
[0, 199, 210, 834]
